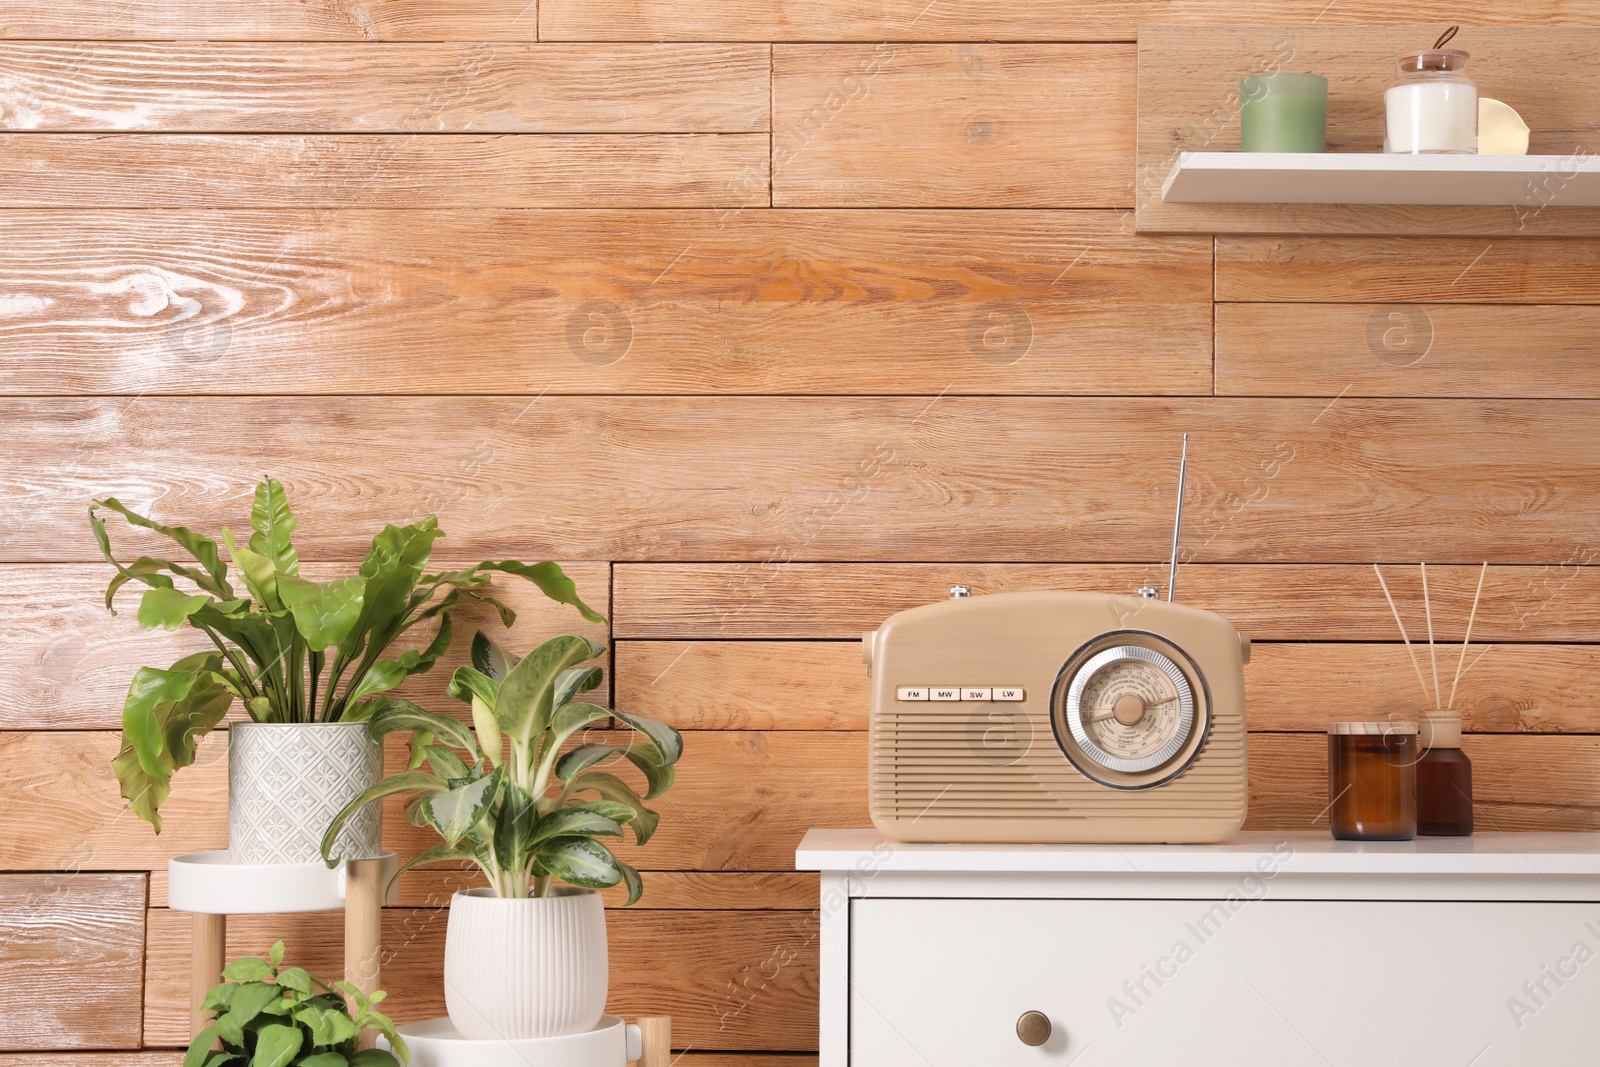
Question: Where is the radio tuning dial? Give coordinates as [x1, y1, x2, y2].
[1052, 635, 1207, 787]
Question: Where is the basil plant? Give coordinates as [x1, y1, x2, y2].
[91, 479, 603, 832]
[321, 632, 682, 905]
[187, 940, 406, 1067]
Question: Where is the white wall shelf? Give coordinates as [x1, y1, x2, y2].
[1161, 151, 1600, 206]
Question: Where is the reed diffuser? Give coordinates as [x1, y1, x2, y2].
[1373, 562, 1483, 836]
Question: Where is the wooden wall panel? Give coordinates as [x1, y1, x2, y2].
[0, 209, 1211, 396]
[540, 1, 1600, 42]
[0, 874, 146, 1050]
[0, 2, 541, 41]
[1216, 304, 1600, 398]
[143, 908, 819, 1050]
[1137, 27, 1600, 236]
[9, 10, 1600, 1060]
[0, 1057, 179, 1066]
[614, 563, 1600, 642]
[0, 44, 770, 132]
[10, 399, 1600, 565]
[1217, 236, 1600, 304]
[616, 640, 1600, 734]
[0, 562, 609, 730]
[0, 134, 769, 208]
[0, 732, 228, 870]
[772, 45, 1134, 207]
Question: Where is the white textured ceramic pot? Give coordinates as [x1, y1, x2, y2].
[444, 887, 609, 1040]
[228, 722, 383, 865]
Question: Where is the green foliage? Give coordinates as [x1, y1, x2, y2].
[323, 633, 683, 906]
[92, 478, 604, 832]
[185, 942, 407, 1067]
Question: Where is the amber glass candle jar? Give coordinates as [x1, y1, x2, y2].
[1328, 721, 1417, 840]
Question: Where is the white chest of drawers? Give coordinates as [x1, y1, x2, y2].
[796, 829, 1600, 1067]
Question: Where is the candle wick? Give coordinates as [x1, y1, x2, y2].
[1433, 25, 1460, 50]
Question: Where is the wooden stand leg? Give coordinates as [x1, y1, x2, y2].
[191, 912, 226, 1039]
[344, 858, 384, 1049]
[636, 1015, 671, 1067]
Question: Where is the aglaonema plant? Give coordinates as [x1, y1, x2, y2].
[321, 631, 682, 904]
[91, 479, 604, 831]
[187, 940, 406, 1067]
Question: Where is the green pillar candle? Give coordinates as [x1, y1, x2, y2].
[1240, 72, 1328, 152]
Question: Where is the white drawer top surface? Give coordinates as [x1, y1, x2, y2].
[796, 828, 1600, 877]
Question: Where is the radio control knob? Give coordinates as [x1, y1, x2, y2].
[1137, 585, 1159, 599]
[1016, 1011, 1052, 1046]
[861, 631, 875, 668]
[950, 585, 971, 598]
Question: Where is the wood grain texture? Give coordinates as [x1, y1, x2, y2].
[0, 874, 145, 1050]
[1137, 27, 1600, 236]
[143, 908, 819, 1050]
[619, 641, 866, 730]
[614, 563, 1600, 642]
[0, 1058, 179, 1066]
[0, 732, 228, 870]
[0, 562, 608, 730]
[0, 44, 769, 133]
[617, 639, 1600, 734]
[0, 1, 540, 41]
[771, 45, 1134, 208]
[9, 398, 1600, 565]
[540, 0, 1600, 42]
[1217, 304, 1600, 398]
[0, 209, 1212, 396]
[0, 134, 769, 208]
[1217, 236, 1600, 304]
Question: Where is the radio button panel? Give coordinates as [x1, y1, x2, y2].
[897, 687, 1025, 702]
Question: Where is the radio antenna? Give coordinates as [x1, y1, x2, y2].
[1167, 433, 1189, 602]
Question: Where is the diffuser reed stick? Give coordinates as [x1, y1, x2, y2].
[1374, 564, 1433, 706]
[1420, 562, 1441, 708]
[1448, 561, 1489, 709]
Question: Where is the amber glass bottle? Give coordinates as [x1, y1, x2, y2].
[1328, 721, 1417, 840]
[1417, 713, 1473, 836]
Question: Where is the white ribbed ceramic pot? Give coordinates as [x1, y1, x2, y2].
[228, 722, 383, 865]
[444, 887, 609, 1040]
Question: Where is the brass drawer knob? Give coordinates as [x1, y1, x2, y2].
[1016, 1010, 1052, 1046]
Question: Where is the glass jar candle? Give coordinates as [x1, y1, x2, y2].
[1385, 50, 1477, 154]
[1417, 712, 1473, 836]
[1328, 721, 1417, 840]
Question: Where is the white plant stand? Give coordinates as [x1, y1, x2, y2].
[384, 1013, 672, 1067]
[168, 850, 399, 1041]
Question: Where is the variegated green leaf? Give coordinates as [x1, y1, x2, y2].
[426, 768, 501, 848]
[495, 634, 604, 744]
[536, 837, 622, 889]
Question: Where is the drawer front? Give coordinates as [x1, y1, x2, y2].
[850, 897, 1600, 1065]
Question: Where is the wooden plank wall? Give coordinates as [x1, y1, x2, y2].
[2, 4, 1598, 1060]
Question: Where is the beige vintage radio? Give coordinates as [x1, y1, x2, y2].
[861, 437, 1250, 844]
